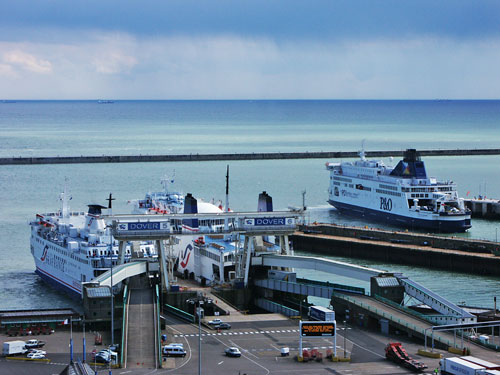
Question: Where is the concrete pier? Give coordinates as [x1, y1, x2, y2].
[464, 198, 500, 219]
[1, 148, 500, 165]
[292, 224, 500, 276]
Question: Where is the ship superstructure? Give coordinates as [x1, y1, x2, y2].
[30, 179, 226, 298]
[326, 149, 471, 232]
[30, 188, 150, 298]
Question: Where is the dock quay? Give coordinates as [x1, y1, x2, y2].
[292, 224, 500, 275]
[1, 147, 500, 165]
[464, 198, 500, 219]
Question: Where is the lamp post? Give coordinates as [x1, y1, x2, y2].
[343, 320, 347, 358]
[197, 302, 204, 375]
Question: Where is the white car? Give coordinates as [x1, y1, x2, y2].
[28, 349, 47, 355]
[225, 347, 241, 357]
[208, 318, 223, 325]
[27, 352, 46, 359]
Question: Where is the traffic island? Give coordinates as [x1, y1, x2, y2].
[417, 349, 443, 358]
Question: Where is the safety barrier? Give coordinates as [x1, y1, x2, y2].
[120, 284, 129, 367]
[164, 303, 195, 323]
[155, 285, 161, 368]
[254, 298, 299, 317]
[296, 278, 365, 295]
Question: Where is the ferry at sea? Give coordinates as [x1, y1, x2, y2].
[326, 149, 471, 232]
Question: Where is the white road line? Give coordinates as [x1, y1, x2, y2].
[217, 361, 224, 365]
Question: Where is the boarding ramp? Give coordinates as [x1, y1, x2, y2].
[254, 254, 474, 325]
[395, 275, 476, 324]
[254, 278, 365, 300]
[253, 254, 384, 281]
[123, 275, 159, 369]
[90, 260, 148, 288]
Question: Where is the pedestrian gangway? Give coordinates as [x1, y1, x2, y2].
[88, 260, 149, 288]
[396, 275, 475, 324]
[254, 277, 365, 301]
[253, 254, 385, 281]
[253, 254, 475, 325]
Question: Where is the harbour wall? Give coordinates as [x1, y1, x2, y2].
[292, 224, 500, 276]
[1, 148, 500, 165]
[464, 199, 500, 219]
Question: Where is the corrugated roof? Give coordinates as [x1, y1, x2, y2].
[86, 287, 111, 298]
[374, 277, 400, 287]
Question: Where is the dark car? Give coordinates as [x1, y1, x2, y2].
[215, 322, 231, 330]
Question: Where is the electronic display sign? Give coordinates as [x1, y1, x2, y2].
[300, 322, 335, 337]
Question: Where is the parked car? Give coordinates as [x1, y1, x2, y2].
[215, 323, 231, 330]
[28, 349, 47, 355]
[225, 347, 241, 357]
[163, 344, 187, 357]
[27, 352, 46, 359]
[25, 339, 46, 349]
[208, 318, 223, 326]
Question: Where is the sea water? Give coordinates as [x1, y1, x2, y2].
[0, 100, 499, 310]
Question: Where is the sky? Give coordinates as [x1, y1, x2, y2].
[1, 0, 499, 100]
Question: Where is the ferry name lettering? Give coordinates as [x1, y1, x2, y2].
[380, 197, 393, 211]
[341, 190, 359, 199]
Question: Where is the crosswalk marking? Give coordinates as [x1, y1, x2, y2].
[173, 328, 299, 338]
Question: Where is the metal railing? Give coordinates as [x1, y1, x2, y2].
[296, 277, 365, 295]
[164, 303, 195, 323]
[333, 292, 453, 347]
[120, 285, 129, 367]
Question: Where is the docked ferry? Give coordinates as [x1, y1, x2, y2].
[30, 189, 141, 298]
[326, 149, 471, 232]
[30, 180, 224, 298]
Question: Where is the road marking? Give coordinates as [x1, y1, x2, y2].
[217, 361, 224, 365]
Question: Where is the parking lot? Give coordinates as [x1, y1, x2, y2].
[0, 313, 463, 375]
[160, 314, 444, 375]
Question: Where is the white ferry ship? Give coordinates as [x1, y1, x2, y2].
[30, 179, 225, 298]
[30, 189, 141, 298]
[326, 149, 471, 232]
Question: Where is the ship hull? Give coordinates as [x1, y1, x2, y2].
[35, 267, 82, 299]
[329, 199, 471, 233]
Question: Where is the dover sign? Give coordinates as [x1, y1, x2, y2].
[243, 217, 295, 226]
[118, 222, 169, 231]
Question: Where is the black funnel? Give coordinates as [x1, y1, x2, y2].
[183, 193, 199, 229]
[258, 191, 273, 212]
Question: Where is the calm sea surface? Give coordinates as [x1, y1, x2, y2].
[1, 100, 499, 311]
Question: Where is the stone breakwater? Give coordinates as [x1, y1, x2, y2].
[1, 148, 500, 165]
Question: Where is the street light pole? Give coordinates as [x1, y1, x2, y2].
[197, 303, 204, 375]
[343, 320, 347, 358]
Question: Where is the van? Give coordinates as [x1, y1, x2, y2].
[163, 344, 186, 357]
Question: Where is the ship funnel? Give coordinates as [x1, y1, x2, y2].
[87, 204, 106, 216]
[258, 191, 273, 212]
[183, 193, 199, 229]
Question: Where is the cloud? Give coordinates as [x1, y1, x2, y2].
[3, 50, 52, 73]
[0, 33, 499, 99]
[0, 63, 15, 77]
[92, 52, 137, 74]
